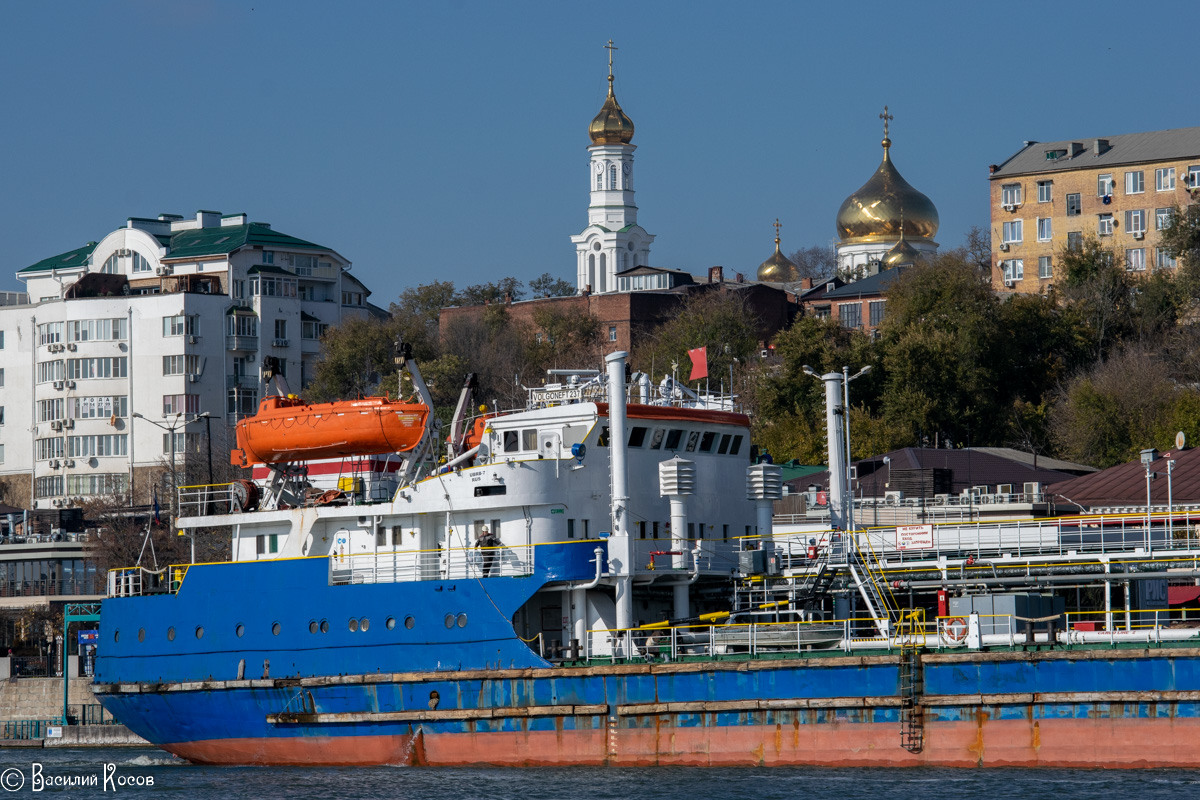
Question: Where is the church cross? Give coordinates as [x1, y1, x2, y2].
[880, 105, 893, 139]
[605, 39, 618, 79]
[773, 218, 782, 243]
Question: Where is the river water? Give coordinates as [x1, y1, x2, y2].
[1, 747, 1199, 798]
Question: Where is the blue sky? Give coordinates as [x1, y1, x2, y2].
[2, 1, 1197, 304]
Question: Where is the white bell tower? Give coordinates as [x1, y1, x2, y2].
[570, 41, 654, 294]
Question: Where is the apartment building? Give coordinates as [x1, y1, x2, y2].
[0, 210, 379, 510]
[989, 128, 1200, 291]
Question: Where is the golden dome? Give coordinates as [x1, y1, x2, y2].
[879, 231, 922, 269]
[757, 219, 800, 282]
[589, 75, 635, 145]
[836, 137, 939, 243]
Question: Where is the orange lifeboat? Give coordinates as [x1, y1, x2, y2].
[231, 395, 429, 468]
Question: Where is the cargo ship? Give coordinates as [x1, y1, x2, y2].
[93, 348, 1200, 767]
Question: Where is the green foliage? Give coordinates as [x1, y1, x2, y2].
[458, 277, 525, 306]
[631, 290, 761, 388]
[529, 272, 576, 298]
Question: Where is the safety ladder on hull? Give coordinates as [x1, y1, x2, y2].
[896, 608, 925, 754]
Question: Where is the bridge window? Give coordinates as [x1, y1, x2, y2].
[665, 429, 683, 450]
[503, 431, 519, 452]
[685, 432, 700, 452]
[522, 429, 537, 450]
[728, 435, 744, 456]
[597, 426, 610, 447]
[699, 431, 717, 452]
[717, 433, 731, 454]
[638, 521, 646, 539]
[567, 519, 575, 539]
[628, 426, 647, 447]
[649, 428, 664, 449]
[653, 521, 660, 539]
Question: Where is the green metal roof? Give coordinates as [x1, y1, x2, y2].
[20, 242, 97, 274]
[247, 264, 297, 276]
[165, 223, 328, 260]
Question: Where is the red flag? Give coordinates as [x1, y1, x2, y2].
[688, 346, 708, 381]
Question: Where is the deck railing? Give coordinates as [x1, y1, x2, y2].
[329, 543, 535, 585]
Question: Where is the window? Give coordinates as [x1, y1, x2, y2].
[66, 474, 128, 496]
[0, 368, 4, 387]
[101, 254, 119, 274]
[1125, 171, 1144, 194]
[1098, 174, 1113, 196]
[37, 360, 64, 383]
[717, 433, 731, 455]
[1157, 248, 1178, 269]
[341, 291, 363, 306]
[274, 320, 287, 339]
[503, 430, 518, 453]
[68, 319, 126, 342]
[665, 429, 683, 450]
[0, 444, 4, 464]
[161, 432, 200, 455]
[1190, 166, 1200, 189]
[1098, 214, 1114, 236]
[38, 399, 64, 422]
[301, 320, 329, 340]
[1002, 259, 1024, 282]
[68, 434, 128, 457]
[263, 251, 274, 265]
[869, 300, 886, 327]
[521, 429, 537, 450]
[628, 427, 647, 447]
[685, 431, 700, 452]
[70, 396, 127, 419]
[251, 276, 298, 298]
[1125, 209, 1146, 234]
[728, 435, 743, 456]
[1037, 181, 1052, 203]
[232, 279, 246, 299]
[699, 431, 717, 452]
[839, 303, 862, 329]
[1001, 184, 1022, 205]
[567, 519, 575, 539]
[595, 172, 602, 190]
[131, 253, 152, 273]
[227, 388, 258, 415]
[283, 254, 319, 275]
[66, 357, 127, 380]
[162, 355, 201, 376]
[608, 326, 617, 342]
[162, 394, 200, 416]
[35, 476, 63, 498]
[649, 428, 664, 449]
[36, 437, 64, 460]
[1038, 256, 1053, 279]
[1002, 220, 1023, 243]
[0, 331, 4, 349]
[162, 315, 198, 337]
[1156, 167, 1176, 192]
[609, 164, 617, 189]
[1156, 208, 1173, 231]
[1037, 218, 1052, 241]
[1126, 248, 1146, 271]
[1066, 193, 1081, 217]
[37, 322, 64, 346]
[1067, 231, 1083, 251]
[227, 314, 257, 337]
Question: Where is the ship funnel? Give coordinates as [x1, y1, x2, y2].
[606, 351, 633, 631]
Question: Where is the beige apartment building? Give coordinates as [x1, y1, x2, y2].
[988, 127, 1200, 292]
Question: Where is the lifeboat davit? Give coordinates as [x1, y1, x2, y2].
[231, 395, 429, 468]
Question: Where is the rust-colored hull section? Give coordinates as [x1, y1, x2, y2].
[232, 396, 428, 467]
[165, 716, 1200, 768]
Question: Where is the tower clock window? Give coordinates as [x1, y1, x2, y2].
[610, 164, 618, 189]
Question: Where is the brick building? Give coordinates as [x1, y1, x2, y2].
[989, 127, 1200, 292]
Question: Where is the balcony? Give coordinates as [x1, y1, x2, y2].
[292, 264, 339, 281]
[225, 335, 258, 352]
[226, 374, 258, 390]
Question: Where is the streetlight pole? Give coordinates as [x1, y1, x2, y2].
[132, 411, 209, 563]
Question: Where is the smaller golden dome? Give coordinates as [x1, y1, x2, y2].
[589, 76, 635, 145]
[757, 219, 800, 282]
[880, 234, 922, 269]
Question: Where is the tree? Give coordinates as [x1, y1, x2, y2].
[787, 245, 838, 284]
[631, 290, 760, 390]
[529, 272, 576, 298]
[1057, 236, 1131, 361]
[305, 315, 402, 402]
[1160, 203, 1200, 300]
[527, 306, 603, 372]
[458, 277, 525, 306]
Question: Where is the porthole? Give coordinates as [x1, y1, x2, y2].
[444, 613, 455, 629]
[349, 618, 359, 632]
[114, 630, 120, 643]
[272, 622, 281, 636]
[386, 617, 396, 631]
[236, 624, 245, 638]
[137, 628, 145, 642]
[404, 616, 415, 630]
[360, 618, 370, 632]
[456, 613, 468, 628]
[320, 620, 329, 634]
[195, 626, 204, 640]
[167, 627, 176, 642]
[309, 620, 319, 634]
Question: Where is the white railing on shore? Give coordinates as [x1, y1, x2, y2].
[178, 483, 237, 517]
[329, 544, 534, 585]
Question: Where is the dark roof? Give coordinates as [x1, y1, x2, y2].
[1048, 447, 1200, 509]
[247, 264, 296, 276]
[165, 223, 328, 260]
[20, 242, 97, 274]
[822, 268, 902, 300]
[300, 311, 321, 322]
[799, 277, 845, 301]
[992, 126, 1200, 178]
[614, 265, 693, 278]
[789, 447, 1078, 497]
[969, 447, 1097, 475]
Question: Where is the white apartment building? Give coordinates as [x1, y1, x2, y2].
[0, 210, 379, 509]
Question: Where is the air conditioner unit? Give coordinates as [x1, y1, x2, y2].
[1023, 482, 1041, 496]
[1004, 279, 1015, 288]
[52, 499, 63, 508]
[272, 338, 289, 347]
[1133, 231, 1144, 240]
[64, 380, 76, 389]
[66, 342, 77, 351]
[1002, 203, 1016, 211]
[884, 490, 903, 503]
[52, 380, 64, 390]
[50, 420, 62, 431]
[188, 374, 200, 383]
[187, 335, 198, 344]
[64, 459, 75, 468]
[63, 419, 74, 429]
[155, 266, 173, 277]
[997, 483, 1014, 494]
[999, 243, 1010, 252]
[48, 459, 60, 469]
